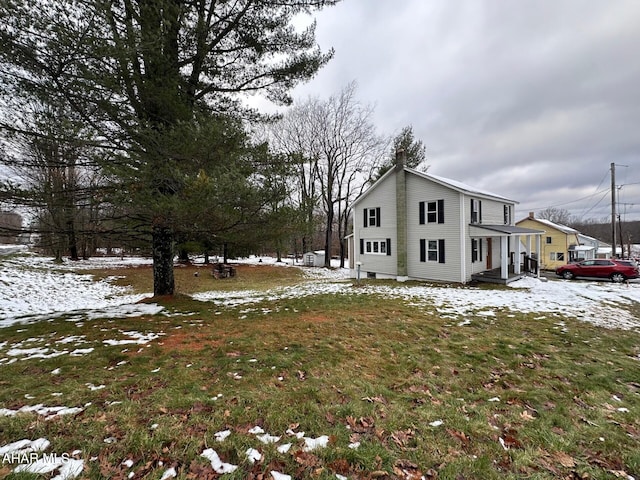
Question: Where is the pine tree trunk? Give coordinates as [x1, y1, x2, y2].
[152, 224, 175, 296]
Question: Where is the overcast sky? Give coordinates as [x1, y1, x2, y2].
[281, 0, 640, 222]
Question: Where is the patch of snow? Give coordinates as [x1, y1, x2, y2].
[214, 430, 231, 442]
[0, 405, 84, 419]
[271, 472, 292, 480]
[159, 467, 177, 480]
[256, 433, 281, 444]
[277, 443, 292, 453]
[200, 448, 238, 474]
[245, 448, 262, 463]
[103, 331, 164, 346]
[0, 438, 50, 455]
[303, 435, 329, 451]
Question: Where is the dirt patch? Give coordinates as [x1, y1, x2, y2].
[156, 331, 223, 352]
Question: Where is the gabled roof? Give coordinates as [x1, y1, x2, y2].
[413, 169, 517, 203]
[354, 166, 518, 205]
[517, 216, 579, 235]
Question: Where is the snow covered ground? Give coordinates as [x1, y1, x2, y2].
[1, 249, 640, 330]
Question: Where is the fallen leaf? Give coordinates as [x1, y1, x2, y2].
[328, 459, 350, 475]
[553, 451, 575, 468]
[362, 395, 387, 404]
[501, 431, 523, 449]
[294, 451, 320, 468]
[446, 429, 470, 446]
[520, 410, 535, 421]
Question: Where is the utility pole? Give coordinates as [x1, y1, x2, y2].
[610, 162, 616, 257]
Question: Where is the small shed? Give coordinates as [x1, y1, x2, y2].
[303, 250, 326, 267]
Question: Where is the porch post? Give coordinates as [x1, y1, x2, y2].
[536, 234, 542, 278]
[514, 235, 522, 274]
[500, 236, 508, 280]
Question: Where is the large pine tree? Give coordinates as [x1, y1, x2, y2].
[0, 0, 339, 295]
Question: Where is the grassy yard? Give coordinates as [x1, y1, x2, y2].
[1, 264, 639, 479]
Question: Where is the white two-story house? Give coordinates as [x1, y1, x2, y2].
[349, 154, 543, 284]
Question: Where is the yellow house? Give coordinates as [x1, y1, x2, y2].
[516, 213, 580, 271]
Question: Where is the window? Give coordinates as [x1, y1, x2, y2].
[550, 252, 565, 261]
[360, 238, 391, 256]
[503, 205, 512, 225]
[420, 239, 445, 263]
[419, 200, 444, 224]
[363, 207, 381, 227]
[546, 236, 552, 244]
[471, 238, 483, 262]
[470, 199, 482, 224]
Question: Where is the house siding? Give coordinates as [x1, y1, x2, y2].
[406, 174, 463, 282]
[354, 172, 397, 277]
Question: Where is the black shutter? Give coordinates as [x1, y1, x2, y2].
[479, 239, 483, 258]
[376, 207, 381, 227]
[479, 201, 482, 223]
[437, 199, 444, 224]
[419, 201, 425, 224]
[363, 209, 368, 227]
[420, 239, 426, 262]
[438, 239, 445, 263]
[386, 238, 391, 256]
[471, 239, 476, 262]
[360, 239, 364, 254]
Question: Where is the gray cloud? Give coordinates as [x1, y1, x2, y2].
[291, 0, 640, 221]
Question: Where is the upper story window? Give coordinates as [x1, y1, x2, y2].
[419, 200, 444, 224]
[546, 236, 552, 244]
[470, 199, 482, 224]
[503, 205, 512, 225]
[363, 207, 381, 227]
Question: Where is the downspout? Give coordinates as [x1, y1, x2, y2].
[395, 149, 408, 281]
[460, 194, 466, 282]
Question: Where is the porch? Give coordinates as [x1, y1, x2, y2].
[471, 256, 539, 285]
[469, 224, 544, 284]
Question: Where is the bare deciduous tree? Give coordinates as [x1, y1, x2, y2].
[269, 82, 387, 267]
[537, 207, 573, 226]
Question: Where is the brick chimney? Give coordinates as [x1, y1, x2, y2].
[395, 148, 405, 171]
[529, 211, 535, 219]
[395, 149, 407, 280]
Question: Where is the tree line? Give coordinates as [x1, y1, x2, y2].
[0, 0, 426, 296]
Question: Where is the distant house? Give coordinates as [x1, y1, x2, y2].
[349, 155, 543, 284]
[303, 250, 325, 267]
[577, 233, 611, 261]
[516, 213, 582, 270]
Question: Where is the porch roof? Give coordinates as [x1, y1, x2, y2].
[469, 224, 544, 237]
[569, 245, 594, 251]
